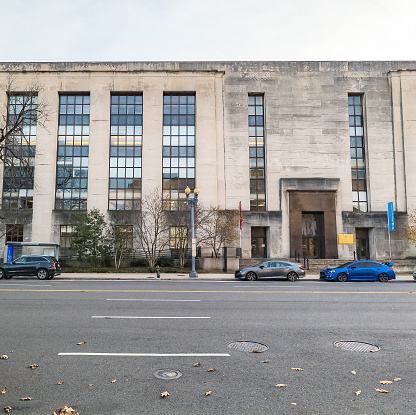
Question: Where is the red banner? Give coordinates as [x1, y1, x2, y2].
[239, 201, 243, 230]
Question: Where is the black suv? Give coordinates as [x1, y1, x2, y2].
[0, 255, 61, 280]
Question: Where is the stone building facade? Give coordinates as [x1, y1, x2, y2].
[1, 61, 416, 261]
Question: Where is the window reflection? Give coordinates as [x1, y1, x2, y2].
[109, 95, 142, 210]
[55, 95, 90, 210]
[162, 94, 196, 210]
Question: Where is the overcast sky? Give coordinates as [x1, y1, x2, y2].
[2, 0, 416, 62]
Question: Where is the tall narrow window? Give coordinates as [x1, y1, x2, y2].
[60, 225, 73, 248]
[348, 94, 367, 212]
[248, 95, 266, 211]
[55, 95, 90, 210]
[2, 95, 37, 209]
[109, 95, 142, 210]
[162, 94, 195, 210]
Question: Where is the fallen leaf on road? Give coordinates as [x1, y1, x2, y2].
[88, 384, 93, 387]
[394, 378, 401, 382]
[76, 342, 86, 345]
[53, 406, 79, 415]
[161, 391, 169, 398]
[291, 403, 297, 405]
[205, 391, 212, 396]
[0, 355, 8, 360]
[275, 384, 287, 388]
[111, 380, 117, 383]
[374, 388, 389, 393]
[260, 360, 270, 363]
[4, 406, 11, 413]
[193, 362, 201, 367]
[28, 364, 38, 370]
[380, 380, 393, 385]
[57, 382, 64, 385]
[252, 350, 263, 353]
[208, 368, 216, 372]
[355, 390, 361, 396]
[20, 397, 32, 401]
[291, 368, 304, 371]
[1, 387, 5, 394]
[351, 371, 356, 375]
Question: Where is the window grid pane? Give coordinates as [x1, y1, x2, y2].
[6, 224, 23, 242]
[348, 94, 368, 212]
[249, 95, 266, 212]
[109, 94, 142, 210]
[55, 95, 90, 210]
[2, 95, 37, 210]
[162, 94, 196, 210]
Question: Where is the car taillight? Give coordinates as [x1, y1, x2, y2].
[390, 267, 394, 270]
[51, 263, 55, 267]
[300, 266, 304, 270]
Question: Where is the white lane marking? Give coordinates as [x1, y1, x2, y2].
[92, 316, 210, 319]
[59, 352, 230, 357]
[234, 285, 302, 288]
[0, 284, 52, 287]
[106, 299, 201, 302]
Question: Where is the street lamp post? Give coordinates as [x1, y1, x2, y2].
[185, 186, 199, 278]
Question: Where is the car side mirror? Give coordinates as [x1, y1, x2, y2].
[388, 262, 394, 267]
[11, 261, 16, 265]
[259, 265, 264, 269]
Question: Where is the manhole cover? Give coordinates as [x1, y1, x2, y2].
[227, 341, 269, 353]
[153, 369, 182, 380]
[334, 341, 380, 352]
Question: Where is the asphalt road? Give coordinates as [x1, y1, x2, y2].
[0, 278, 415, 415]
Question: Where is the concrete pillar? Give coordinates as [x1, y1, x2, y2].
[88, 88, 110, 214]
[32, 87, 59, 242]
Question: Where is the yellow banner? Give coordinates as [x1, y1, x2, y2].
[338, 234, 354, 245]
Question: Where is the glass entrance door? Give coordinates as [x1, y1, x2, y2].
[251, 227, 267, 258]
[356, 228, 369, 260]
[302, 212, 324, 258]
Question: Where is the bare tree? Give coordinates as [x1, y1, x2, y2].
[135, 187, 170, 268]
[166, 200, 191, 268]
[108, 222, 133, 270]
[198, 208, 239, 257]
[0, 76, 49, 164]
[0, 76, 50, 215]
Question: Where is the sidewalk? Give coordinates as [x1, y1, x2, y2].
[58, 272, 414, 281]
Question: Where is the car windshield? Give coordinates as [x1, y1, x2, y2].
[335, 262, 354, 268]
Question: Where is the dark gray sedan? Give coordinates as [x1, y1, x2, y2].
[235, 260, 305, 281]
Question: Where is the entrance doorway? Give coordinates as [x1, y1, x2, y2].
[251, 227, 267, 258]
[356, 228, 370, 260]
[302, 212, 325, 258]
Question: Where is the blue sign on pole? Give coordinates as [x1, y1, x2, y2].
[388, 202, 395, 232]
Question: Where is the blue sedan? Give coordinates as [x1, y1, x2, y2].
[320, 260, 395, 282]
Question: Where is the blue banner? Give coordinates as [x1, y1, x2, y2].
[7, 246, 13, 262]
[388, 202, 395, 232]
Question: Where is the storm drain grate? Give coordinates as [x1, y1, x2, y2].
[227, 341, 269, 353]
[153, 369, 182, 380]
[334, 341, 380, 352]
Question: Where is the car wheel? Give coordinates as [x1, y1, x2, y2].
[336, 272, 348, 282]
[287, 271, 299, 282]
[4, 274, 13, 280]
[0, 269, 4, 279]
[246, 272, 258, 281]
[378, 273, 389, 282]
[36, 268, 49, 280]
